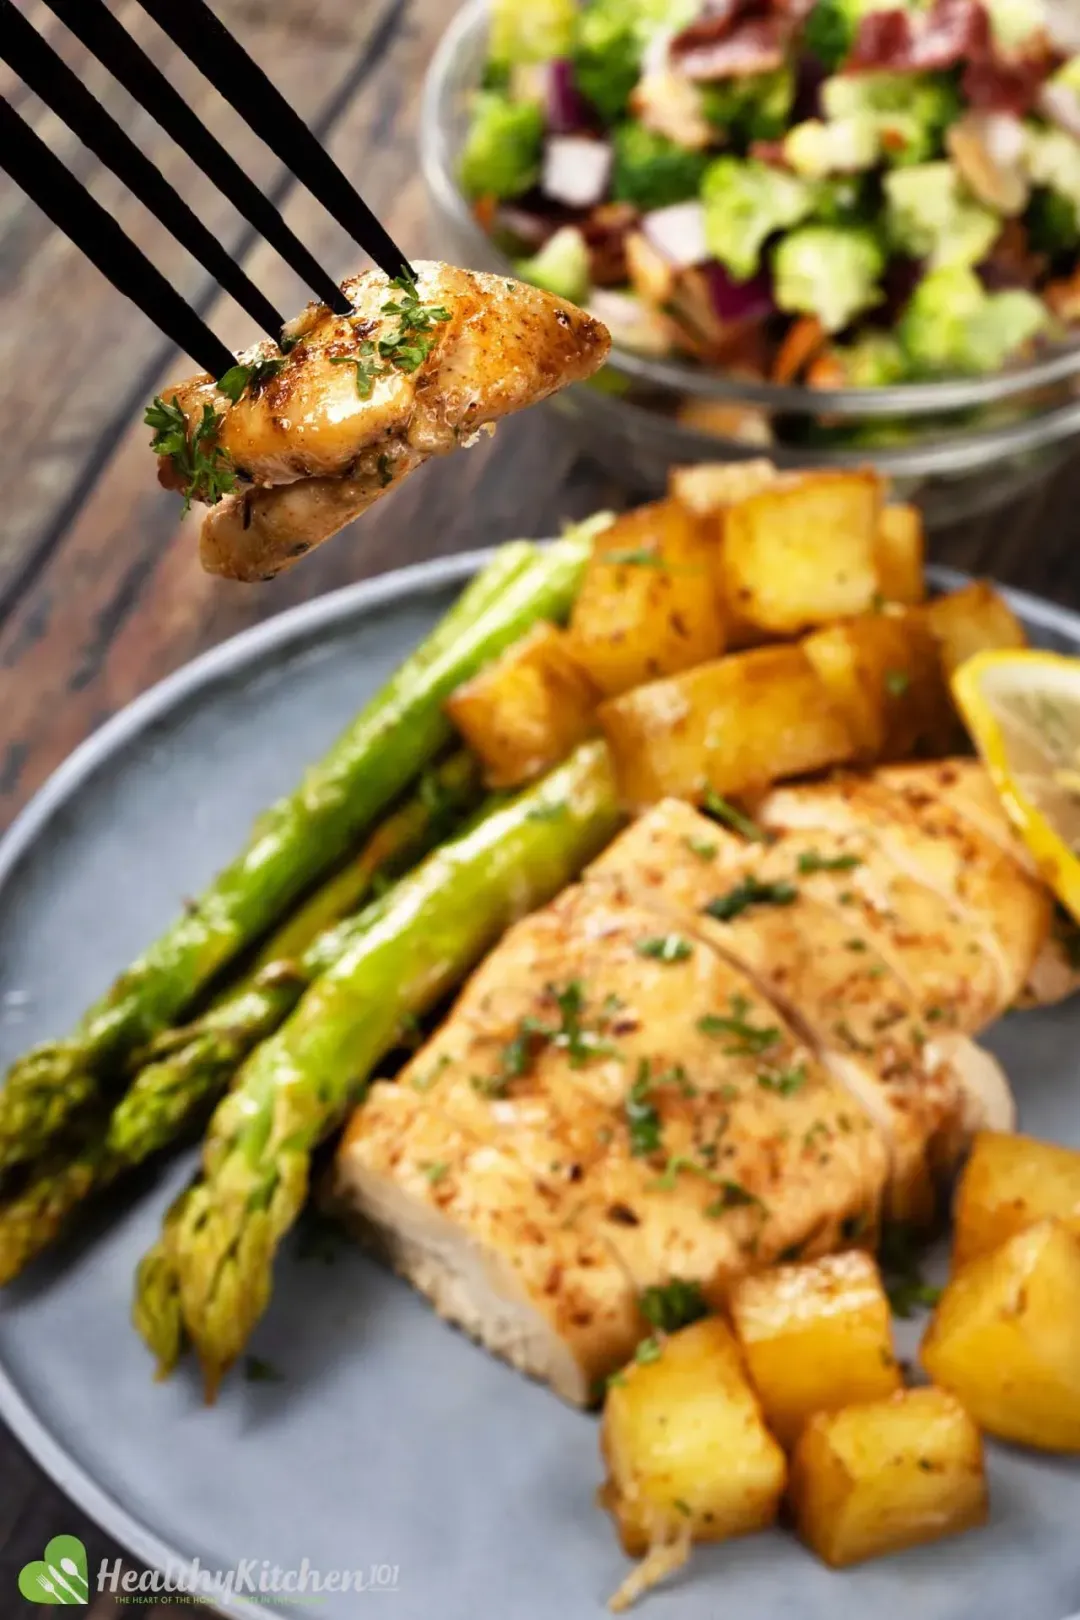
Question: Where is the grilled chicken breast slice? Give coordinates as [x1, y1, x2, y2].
[587, 801, 1010, 1223]
[333, 882, 886, 1399]
[759, 773, 1050, 1007]
[333, 1083, 643, 1407]
[878, 760, 1080, 1008]
[154, 262, 610, 580]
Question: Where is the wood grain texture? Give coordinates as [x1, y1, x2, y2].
[1, 2, 1080, 1616]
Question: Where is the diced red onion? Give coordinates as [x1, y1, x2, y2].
[546, 59, 593, 135]
[492, 204, 561, 255]
[642, 202, 709, 268]
[703, 260, 775, 323]
[542, 135, 613, 210]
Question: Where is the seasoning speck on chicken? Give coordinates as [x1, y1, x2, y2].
[146, 261, 610, 581]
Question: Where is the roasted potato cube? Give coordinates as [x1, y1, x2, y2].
[445, 623, 598, 788]
[719, 471, 883, 639]
[566, 501, 725, 699]
[729, 1252, 901, 1447]
[598, 644, 855, 810]
[875, 504, 926, 606]
[669, 459, 787, 519]
[802, 609, 952, 763]
[922, 1218, 1080, 1452]
[600, 1317, 786, 1556]
[789, 1387, 988, 1568]
[924, 582, 1027, 679]
[953, 1130, 1080, 1269]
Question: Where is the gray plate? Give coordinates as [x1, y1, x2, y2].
[1, 553, 1079, 1620]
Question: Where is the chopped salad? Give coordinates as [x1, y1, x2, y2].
[459, 0, 1080, 401]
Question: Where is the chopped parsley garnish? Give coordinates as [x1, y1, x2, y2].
[422, 1161, 449, 1184]
[705, 1180, 761, 1217]
[377, 453, 393, 488]
[411, 1053, 451, 1092]
[698, 996, 781, 1057]
[330, 344, 381, 399]
[833, 1019, 870, 1054]
[704, 876, 796, 922]
[844, 937, 868, 952]
[626, 1061, 663, 1157]
[145, 396, 236, 511]
[797, 849, 861, 875]
[757, 1064, 807, 1096]
[884, 668, 911, 697]
[605, 547, 666, 568]
[640, 1279, 708, 1334]
[650, 1153, 706, 1191]
[684, 835, 718, 860]
[879, 1223, 942, 1319]
[244, 1355, 283, 1383]
[635, 933, 693, 964]
[925, 1005, 945, 1023]
[702, 789, 768, 842]
[673, 1498, 692, 1517]
[525, 800, 568, 823]
[634, 1335, 663, 1364]
[217, 357, 284, 403]
[549, 980, 617, 1067]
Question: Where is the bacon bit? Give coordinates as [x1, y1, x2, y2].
[772, 314, 828, 383]
[848, 0, 1057, 115]
[976, 218, 1046, 292]
[1045, 265, 1080, 325]
[962, 54, 1053, 116]
[582, 203, 639, 288]
[677, 14, 790, 79]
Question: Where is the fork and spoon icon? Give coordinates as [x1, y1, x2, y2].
[34, 1556, 89, 1604]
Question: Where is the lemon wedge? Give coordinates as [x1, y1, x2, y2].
[952, 649, 1080, 922]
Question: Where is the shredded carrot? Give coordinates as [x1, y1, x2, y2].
[772, 315, 827, 385]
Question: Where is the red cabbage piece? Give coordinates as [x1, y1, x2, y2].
[704, 260, 776, 321]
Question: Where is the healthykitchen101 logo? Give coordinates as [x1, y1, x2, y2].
[18, 1535, 89, 1604]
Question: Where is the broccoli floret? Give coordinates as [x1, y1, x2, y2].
[784, 116, 880, 180]
[460, 93, 544, 200]
[572, 4, 640, 123]
[838, 331, 908, 387]
[803, 0, 906, 71]
[701, 69, 795, 144]
[488, 0, 576, 66]
[773, 224, 885, 332]
[898, 266, 1048, 376]
[1053, 57, 1080, 98]
[813, 173, 879, 227]
[1027, 187, 1080, 259]
[515, 226, 591, 303]
[1025, 126, 1080, 237]
[822, 73, 962, 167]
[612, 123, 710, 212]
[702, 157, 817, 281]
[884, 163, 1002, 269]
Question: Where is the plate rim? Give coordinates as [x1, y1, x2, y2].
[1, 549, 1079, 1617]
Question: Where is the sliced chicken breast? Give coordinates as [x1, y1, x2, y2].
[152, 262, 610, 580]
[878, 760, 1080, 1008]
[587, 801, 1012, 1222]
[334, 1083, 643, 1407]
[759, 773, 1050, 1007]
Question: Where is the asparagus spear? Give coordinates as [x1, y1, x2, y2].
[0, 752, 483, 1288]
[0, 525, 605, 1173]
[158, 741, 623, 1398]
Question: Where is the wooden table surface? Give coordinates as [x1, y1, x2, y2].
[2, 0, 1080, 1614]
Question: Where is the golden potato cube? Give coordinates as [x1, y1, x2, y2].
[598, 644, 855, 810]
[566, 501, 725, 700]
[953, 1129, 1080, 1269]
[802, 609, 952, 764]
[600, 1317, 787, 1556]
[875, 504, 926, 606]
[924, 582, 1027, 679]
[789, 1387, 988, 1568]
[729, 1252, 901, 1447]
[720, 471, 883, 639]
[445, 622, 598, 788]
[668, 460, 785, 518]
[922, 1218, 1080, 1452]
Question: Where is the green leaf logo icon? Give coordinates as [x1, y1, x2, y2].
[18, 1535, 89, 1604]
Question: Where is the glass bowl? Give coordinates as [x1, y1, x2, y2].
[420, 0, 1080, 526]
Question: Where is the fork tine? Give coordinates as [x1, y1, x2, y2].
[41, 0, 353, 317]
[0, 96, 236, 380]
[133, 0, 415, 287]
[0, 0, 285, 343]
